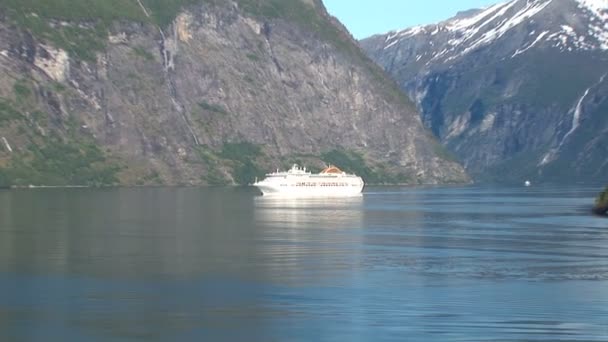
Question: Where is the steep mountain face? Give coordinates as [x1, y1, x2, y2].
[0, 0, 467, 186]
[361, 0, 608, 183]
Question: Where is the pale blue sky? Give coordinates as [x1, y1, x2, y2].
[323, 0, 500, 39]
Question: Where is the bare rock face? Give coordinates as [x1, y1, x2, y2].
[361, 0, 608, 183]
[0, 0, 468, 186]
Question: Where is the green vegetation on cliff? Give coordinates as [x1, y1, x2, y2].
[0, 0, 202, 26]
[1, 0, 413, 108]
[191, 145, 416, 186]
[0, 99, 22, 123]
[0, 97, 120, 187]
[14, 141, 118, 186]
[321, 149, 411, 184]
[0, 138, 120, 187]
[0, 0, 204, 60]
[194, 142, 267, 186]
[594, 186, 608, 216]
[3, 0, 137, 60]
[219, 142, 265, 185]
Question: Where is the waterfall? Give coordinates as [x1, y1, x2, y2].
[539, 73, 606, 166]
[1, 137, 12, 153]
[134, 0, 199, 146]
[560, 88, 591, 144]
[560, 73, 606, 147]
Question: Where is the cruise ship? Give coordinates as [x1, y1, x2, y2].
[253, 164, 364, 197]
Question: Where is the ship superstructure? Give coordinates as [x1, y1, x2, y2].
[253, 165, 364, 197]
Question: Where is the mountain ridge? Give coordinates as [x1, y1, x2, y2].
[361, 0, 608, 183]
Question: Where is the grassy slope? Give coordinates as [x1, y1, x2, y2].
[0, 0, 201, 60]
[0, 97, 121, 188]
[0, 0, 198, 24]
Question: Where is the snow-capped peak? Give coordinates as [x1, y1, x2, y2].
[379, 0, 608, 63]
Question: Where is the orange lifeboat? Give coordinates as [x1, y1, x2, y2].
[320, 165, 343, 174]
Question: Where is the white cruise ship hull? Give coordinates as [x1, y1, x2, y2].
[254, 180, 364, 197]
[253, 165, 365, 197]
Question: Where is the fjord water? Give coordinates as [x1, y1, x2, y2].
[0, 186, 606, 341]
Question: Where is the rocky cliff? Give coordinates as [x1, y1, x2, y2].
[0, 0, 467, 186]
[361, 0, 608, 183]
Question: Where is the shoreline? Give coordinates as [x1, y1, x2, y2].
[592, 206, 608, 217]
[2, 182, 475, 190]
[594, 186, 608, 217]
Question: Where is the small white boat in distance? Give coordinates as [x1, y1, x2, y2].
[525, 180, 531, 187]
[253, 164, 364, 197]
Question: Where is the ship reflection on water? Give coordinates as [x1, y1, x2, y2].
[254, 195, 364, 229]
[253, 195, 365, 285]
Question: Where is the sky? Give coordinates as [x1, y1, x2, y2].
[323, 0, 500, 39]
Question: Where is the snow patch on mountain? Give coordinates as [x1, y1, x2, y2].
[447, 1, 515, 33]
[459, 0, 553, 56]
[546, 24, 606, 51]
[577, 0, 608, 18]
[577, 0, 608, 49]
[381, 0, 608, 61]
[543, 25, 596, 51]
[552, 0, 608, 50]
[385, 25, 425, 42]
[512, 31, 550, 57]
[446, 1, 518, 46]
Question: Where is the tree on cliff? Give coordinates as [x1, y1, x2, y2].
[594, 186, 608, 216]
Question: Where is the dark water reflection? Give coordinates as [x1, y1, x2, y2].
[0, 185, 607, 341]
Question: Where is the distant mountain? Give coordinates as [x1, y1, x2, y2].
[361, 0, 608, 183]
[0, 0, 467, 187]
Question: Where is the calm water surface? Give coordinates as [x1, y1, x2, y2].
[0, 185, 606, 341]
